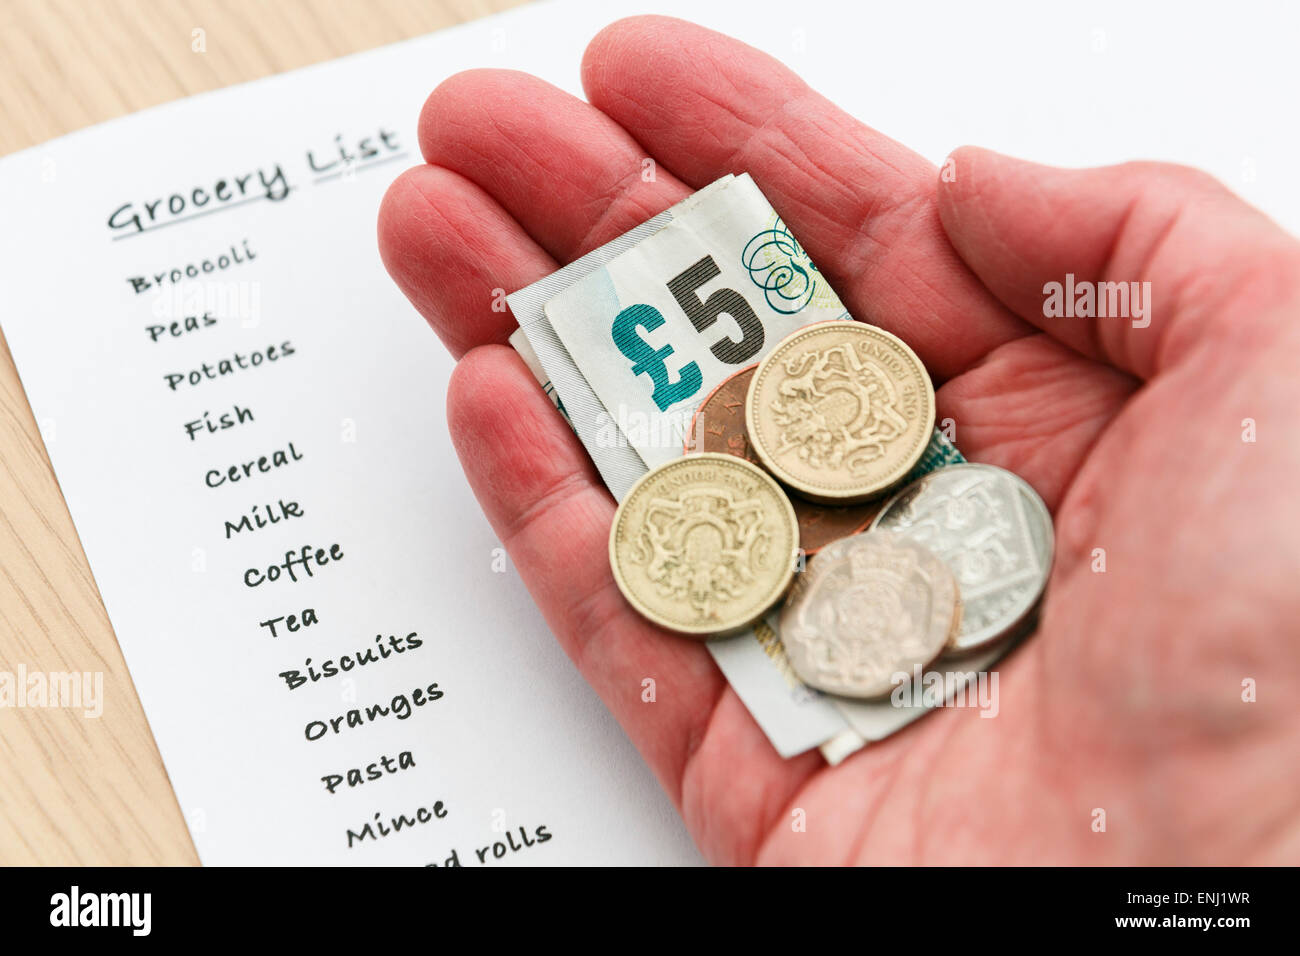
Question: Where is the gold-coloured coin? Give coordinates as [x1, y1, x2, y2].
[745, 321, 935, 505]
[779, 531, 960, 698]
[609, 453, 799, 638]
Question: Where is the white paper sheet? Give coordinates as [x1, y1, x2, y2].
[0, 0, 707, 867]
[1, 0, 1294, 865]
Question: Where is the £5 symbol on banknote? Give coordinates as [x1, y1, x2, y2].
[543, 174, 850, 472]
[507, 175, 738, 501]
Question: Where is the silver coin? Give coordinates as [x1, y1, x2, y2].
[779, 531, 960, 699]
[870, 463, 1054, 651]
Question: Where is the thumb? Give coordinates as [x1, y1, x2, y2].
[936, 147, 1300, 380]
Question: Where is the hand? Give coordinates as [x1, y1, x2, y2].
[378, 16, 1300, 864]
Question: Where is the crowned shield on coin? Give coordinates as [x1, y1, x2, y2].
[610, 453, 799, 637]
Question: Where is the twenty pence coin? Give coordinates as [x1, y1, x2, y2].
[779, 531, 959, 697]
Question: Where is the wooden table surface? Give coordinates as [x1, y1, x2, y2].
[0, 0, 522, 866]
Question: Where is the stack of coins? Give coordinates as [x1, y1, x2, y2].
[609, 321, 1054, 700]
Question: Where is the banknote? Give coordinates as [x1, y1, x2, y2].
[508, 176, 735, 501]
[544, 173, 851, 472]
[509, 327, 569, 422]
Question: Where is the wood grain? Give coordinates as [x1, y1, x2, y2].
[0, 0, 523, 865]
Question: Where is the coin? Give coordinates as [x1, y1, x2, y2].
[609, 453, 799, 638]
[745, 321, 935, 505]
[779, 531, 960, 698]
[686, 365, 879, 554]
[774, 528, 961, 697]
[871, 463, 1054, 651]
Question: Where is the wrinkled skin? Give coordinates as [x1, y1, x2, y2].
[378, 16, 1300, 864]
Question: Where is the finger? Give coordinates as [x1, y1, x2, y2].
[378, 163, 555, 358]
[448, 344, 819, 859]
[581, 16, 1031, 380]
[936, 146, 1300, 380]
[419, 69, 692, 262]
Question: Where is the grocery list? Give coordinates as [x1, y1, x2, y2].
[0, 2, 699, 865]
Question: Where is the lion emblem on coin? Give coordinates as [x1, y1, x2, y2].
[770, 343, 909, 475]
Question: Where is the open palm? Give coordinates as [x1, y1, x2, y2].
[379, 16, 1300, 864]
